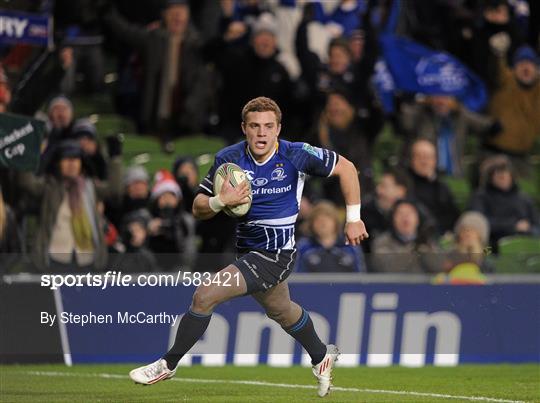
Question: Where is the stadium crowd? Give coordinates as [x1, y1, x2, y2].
[0, 0, 539, 277]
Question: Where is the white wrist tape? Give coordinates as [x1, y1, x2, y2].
[346, 204, 361, 223]
[209, 195, 226, 213]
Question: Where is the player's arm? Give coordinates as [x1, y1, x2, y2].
[193, 173, 251, 220]
[331, 155, 369, 246]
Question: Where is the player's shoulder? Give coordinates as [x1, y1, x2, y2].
[279, 139, 326, 161]
[215, 141, 247, 163]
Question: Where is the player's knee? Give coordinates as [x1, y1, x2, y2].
[192, 287, 217, 314]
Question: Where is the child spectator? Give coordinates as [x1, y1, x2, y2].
[296, 201, 365, 273]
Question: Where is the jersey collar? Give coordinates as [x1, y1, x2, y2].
[246, 141, 279, 166]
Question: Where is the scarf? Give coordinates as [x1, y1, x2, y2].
[65, 177, 94, 252]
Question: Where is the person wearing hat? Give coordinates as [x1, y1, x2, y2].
[72, 118, 109, 180]
[47, 95, 75, 140]
[105, 165, 151, 230]
[18, 139, 123, 272]
[484, 32, 540, 167]
[469, 155, 539, 251]
[147, 169, 196, 271]
[443, 211, 495, 273]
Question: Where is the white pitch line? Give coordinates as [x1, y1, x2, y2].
[23, 371, 527, 403]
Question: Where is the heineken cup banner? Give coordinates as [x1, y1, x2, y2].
[0, 113, 44, 171]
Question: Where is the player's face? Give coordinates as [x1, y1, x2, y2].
[242, 111, 281, 162]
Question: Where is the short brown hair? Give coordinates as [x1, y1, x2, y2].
[241, 97, 282, 124]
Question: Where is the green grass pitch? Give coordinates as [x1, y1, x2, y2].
[1, 364, 538, 402]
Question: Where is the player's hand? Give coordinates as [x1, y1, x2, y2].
[219, 173, 251, 207]
[344, 220, 369, 246]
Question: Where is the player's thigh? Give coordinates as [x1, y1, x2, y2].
[192, 264, 248, 310]
[252, 281, 292, 315]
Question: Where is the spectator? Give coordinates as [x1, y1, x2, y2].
[443, 211, 494, 273]
[172, 156, 199, 213]
[372, 199, 441, 273]
[362, 168, 410, 253]
[205, 12, 293, 143]
[47, 95, 75, 142]
[407, 139, 459, 234]
[18, 140, 123, 272]
[295, 3, 380, 125]
[53, 0, 106, 94]
[483, 34, 540, 173]
[469, 155, 540, 250]
[466, 0, 524, 89]
[148, 170, 196, 270]
[399, 95, 499, 177]
[113, 209, 158, 273]
[72, 118, 108, 180]
[104, 0, 211, 144]
[8, 47, 74, 116]
[106, 165, 151, 229]
[97, 200, 123, 255]
[314, 87, 382, 199]
[0, 186, 21, 273]
[296, 201, 365, 273]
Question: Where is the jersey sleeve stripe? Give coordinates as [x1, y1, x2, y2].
[199, 184, 213, 194]
[327, 151, 338, 177]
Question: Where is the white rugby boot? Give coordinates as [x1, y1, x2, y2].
[129, 358, 176, 385]
[312, 344, 340, 397]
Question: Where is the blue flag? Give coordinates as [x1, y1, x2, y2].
[378, 34, 488, 112]
[0, 10, 52, 48]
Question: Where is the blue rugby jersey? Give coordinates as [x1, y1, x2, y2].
[197, 139, 338, 251]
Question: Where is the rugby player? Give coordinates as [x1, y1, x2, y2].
[129, 97, 368, 397]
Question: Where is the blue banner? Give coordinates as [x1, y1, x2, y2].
[56, 281, 540, 366]
[377, 34, 488, 112]
[0, 10, 51, 47]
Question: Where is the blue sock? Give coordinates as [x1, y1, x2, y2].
[163, 310, 211, 370]
[285, 308, 326, 365]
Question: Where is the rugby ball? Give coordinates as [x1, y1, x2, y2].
[213, 163, 252, 217]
